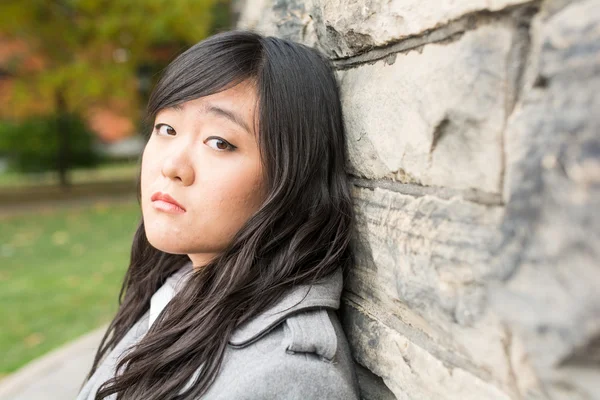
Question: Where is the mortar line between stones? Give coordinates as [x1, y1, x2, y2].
[331, 1, 541, 70]
[350, 177, 505, 206]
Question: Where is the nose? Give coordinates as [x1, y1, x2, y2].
[161, 145, 195, 186]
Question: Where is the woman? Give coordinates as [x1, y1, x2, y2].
[78, 30, 359, 399]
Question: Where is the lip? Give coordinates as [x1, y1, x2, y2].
[151, 191, 186, 213]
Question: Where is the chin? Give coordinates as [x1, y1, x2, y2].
[149, 243, 190, 256]
[145, 232, 189, 255]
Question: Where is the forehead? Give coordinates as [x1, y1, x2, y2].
[162, 80, 259, 135]
[201, 80, 258, 109]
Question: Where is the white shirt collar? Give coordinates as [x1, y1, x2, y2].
[149, 261, 194, 328]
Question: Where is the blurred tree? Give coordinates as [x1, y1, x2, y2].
[0, 0, 231, 187]
[0, 114, 99, 173]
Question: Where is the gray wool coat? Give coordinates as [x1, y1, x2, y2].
[76, 262, 360, 399]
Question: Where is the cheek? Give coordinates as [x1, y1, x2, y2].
[203, 161, 265, 224]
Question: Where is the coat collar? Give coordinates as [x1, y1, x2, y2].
[228, 268, 343, 347]
[149, 262, 343, 346]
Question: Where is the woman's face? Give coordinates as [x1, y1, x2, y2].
[140, 80, 266, 268]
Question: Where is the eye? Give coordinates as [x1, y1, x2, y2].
[205, 136, 236, 152]
[155, 123, 175, 136]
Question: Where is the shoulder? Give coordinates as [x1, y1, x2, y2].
[199, 269, 360, 399]
[203, 269, 358, 400]
[212, 308, 360, 400]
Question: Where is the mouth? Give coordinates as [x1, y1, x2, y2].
[151, 191, 186, 214]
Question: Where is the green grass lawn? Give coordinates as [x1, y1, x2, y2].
[0, 200, 141, 377]
[0, 160, 140, 188]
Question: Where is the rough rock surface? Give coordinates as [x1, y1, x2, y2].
[489, 1, 600, 398]
[339, 23, 514, 194]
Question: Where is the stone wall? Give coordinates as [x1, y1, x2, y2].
[235, 1, 600, 399]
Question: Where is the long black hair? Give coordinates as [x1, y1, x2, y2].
[87, 30, 354, 399]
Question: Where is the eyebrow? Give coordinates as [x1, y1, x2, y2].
[171, 103, 252, 135]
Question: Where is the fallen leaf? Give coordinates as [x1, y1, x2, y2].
[24, 332, 45, 348]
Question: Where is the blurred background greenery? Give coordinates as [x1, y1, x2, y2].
[0, 0, 233, 377]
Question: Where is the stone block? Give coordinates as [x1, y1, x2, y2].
[236, 0, 322, 48]
[341, 301, 512, 400]
[491, 1, 600, 398]
[313, 0, 532, 58]
[346, 186, 544, 398]
[339, 24, 514, 194]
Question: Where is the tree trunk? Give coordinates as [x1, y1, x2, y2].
[55, 90, 71, 189]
